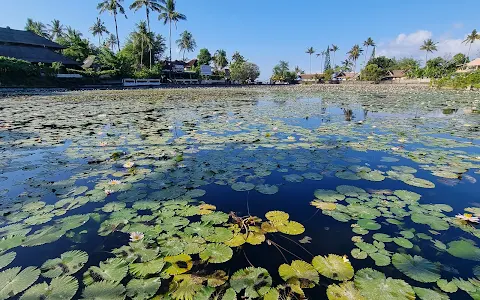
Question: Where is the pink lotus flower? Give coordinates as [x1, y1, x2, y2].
[129, 232, 144, 242]
[273, 127, 278, 131]
[104, 189, 114, 195]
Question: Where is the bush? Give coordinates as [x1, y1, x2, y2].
[361, 64, 383, 82]
[0, 56, 40, 85]
[434, 70, 480, 89]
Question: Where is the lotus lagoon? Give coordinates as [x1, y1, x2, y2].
[0, 86, 479, 300]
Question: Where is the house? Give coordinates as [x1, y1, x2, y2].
[336, 72, 359, 81]
[383, 70, 406, 81]
[184, 59, 198, 71]
[0, 27, 79, 67]
[299, 74, 323, 83]
[457, 58, 480, 73]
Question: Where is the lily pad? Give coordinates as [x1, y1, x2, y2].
[199, 244, 233, 264]
[354, 268, 415, 300]
[312, 254, 354, 281]
[278, 260, 319, 284]
[392, 253, 440, 283]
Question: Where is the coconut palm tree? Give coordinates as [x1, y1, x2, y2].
[176, 30, 196, 61]
[347, 45, 363, 75]
[213, 49, 228, 70]
[463, 29, 480, 63]
[97, 0, 127, 50]
[106, 33, 118, 51]
[48, 20, 64, 40]
[90, 18, 110, 47]
[420, 39, 438, 64]
[306, 47, 315, 74]
[132, 21, 151, 66]
[158, 0, 187, 64]
[294, 66, 304, 75]
[363, 37, 375, 66]
[341, 59, 353, 72]
[25, 19, 48, 38]
[331, 44, 339, 68]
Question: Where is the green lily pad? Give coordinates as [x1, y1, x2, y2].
[354, 268, 415, 300]
[278, 260, 319, 284]
[413, 287, 449, 300]
[327, 281, 364, 300]
[447, 240, 480, 261]
[199, 243, 233, 264]
[312, 254, 354, 281]
[392, 253, 440, 283]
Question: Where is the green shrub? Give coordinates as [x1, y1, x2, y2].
[434, 70, 480, 89]
[0, 56, 40, 85]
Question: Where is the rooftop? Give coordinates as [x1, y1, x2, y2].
[0, 27, 64, 49]
[0, 44, 79, 65]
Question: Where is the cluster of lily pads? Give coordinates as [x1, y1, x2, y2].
[0, 87, 479, 299]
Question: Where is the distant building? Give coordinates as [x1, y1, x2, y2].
[184, 59, 198, 71]
[457, 58, 480, 73]
[383, 70, 406, 81]
[299, 74, 323, 83]
[336, 72, 359, 81]
[0, 27, 79, 67]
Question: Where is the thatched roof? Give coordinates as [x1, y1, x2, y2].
[467, 58, 480, 67]
[300, 74, 322, 80]
[0, 44, 79, 65]
[0, 27, 64, 49]
[389, 70, 406, 78]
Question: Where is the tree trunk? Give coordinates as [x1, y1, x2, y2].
[310, 55, 312, 74]
[98, 35, 101, 47]
[466, 43, 472, 64]
[114, 12, 120, 50]
[425, 53, 428, 66]
[141, 37, 144, 67]
[147, 8, 152, 69]
[169, 20, 172, 79]
[333, 52, 336, 68]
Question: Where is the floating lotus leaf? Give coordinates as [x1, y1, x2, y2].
[381, 157, 399, 162]
[129, 258, 165, 277]
[352, 227, 369, 235]
[312, 254, 354, 281]
[102, 202, 126, 213]
[358, 170, 385, 182]
[400, 230, 415, 239]
[432, 171, 458, 179]
[336, 185, 367, 197]
[231, 182, 255, 191]
[348, 205, 381, 220]
[411, 213, 449, 231]
[0, 235, 24, 252]
[328, 211, 351, 222]
[245, 231, 266, 245]
[452, 277, 476, 292]
[354, 268, 415, 300]
[373, 233, 393, 243]
[22, 201, 46, 212]
[83, 258, 128, 285]
[357, 219, 381, 230]
[126, 278, 161, 300]
[373, 241, 385, 249]
[432, 240, 447, 251]
[392, 253, 440, 283]
[314, 189, 345, 202]
[303, 172, 324, 181]
[183, 236, 206, 254]
[0, 252, 15, 270]
[283, 174, 304, 182]
[81, 280, 125, 300]
[278, 260, 319, 284]
[225, 233, 246, 247]
[393, 190, 421, 202]
[164, 254, 193, 275]
[23, 226, 66, 247]
[57, 214, 90, 231]
[447, 240, 480, 261]
[230, 267, 272, 299]
[436, 279, 458, 293]
[263, 288, 280, 300]
[265, 211, 289, 223]
[393, 237, 414, 249]
[413, 287, 449, 300]
[170, 275, 203, 300]
[199, 243, 233, 264]
[369, 252, 391, 267]
[404, 178, 435, 188]
[255, 184, 279, 195]
[205, 227, 234, 243]
[335, 171, 361, 180]
[185, 189, 206, 198]
[184, 222, 213, 237]
[41, 250, 88, 278]
[20, 275, 78, 300]
[351, 248, 367, 259]
[355, 242, 378, 254]
[0, 267, 40, 300]
[310, 200, 337, 210]
[391, 166, 417, 174]
[24, 214, 54, 226]
[201, 212, 229, 225]
[326, 281, 365, 300]
[159, 238, 185, 256]
[275, 221, 305, 235]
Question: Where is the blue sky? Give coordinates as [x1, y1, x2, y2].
[2, 0, 479, 79]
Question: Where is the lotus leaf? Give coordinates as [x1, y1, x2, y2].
[184, 222, 214, 237]
[265, 211, 289, 223]
[255, 184, 279, 195]
[20, 275, 78, 300]
[0, 267, 40, 300]
[436, 279, 458, 293]
[245, 231, 266, 245]
[311, 200, 337, 210]
[393, 237, 414, 249]
[170, 275, 203, 300]
[41, 250, 88, 278]
[126, 278, 161, 300]
[303, 172, 324, 180]
[351, 248, 367, 259]
[413, 287, 449, 300]
[201, 212, 229, 225]
[230, 267, 272, 298]
[81, 280, 125, 300]
[129, 258, 165, 277]
[199, 243, 233, 264]
[326, 281, 365, 300]
[0, 252, 15, 270]
[404, 177, 435, 188]
[183, 236, 206, 254]
[355, 242, 378, 254]
[83, 258, 128, 285]
[392, 253, 440, 283]
[283, 174, 304, 182]
[357, 219, 381, 230]
[369, 253, 391, 267]
[231, 182, 255, 191]
[224, 233, 246, 247]
[358, 170, 385, 182]
[447, 240, 480, 261]
[275, 221, 305, 235]
[393, 190, 421, 202]
[373, 233, 393, 243]
[205, 227, 234, 243]
[354, 268, 415, 300]
[452, 277, 476, 292]
[335, 171, 361, 180]
[314, 189, 345, 202]
[312, 254, 354, 281]
[411, 213, 449, 231]
[336, 185, 367, 196]
[278, 260, 319, 284]
[159, 238, 185, 256]
[164, 254, 193, 275]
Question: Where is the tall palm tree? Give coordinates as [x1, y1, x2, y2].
[132, 21, 151, 67]
[106, 33, 118, 51]
[463, 29, 480, 63]
[48, 20, 64, 40]
[159, 0, 187, 64]
[347, 45, 363, 75]
[213, 49, 228, 70]
[90, 18, 110, 47]
[306, 47, 315, 73]
[176, 30, 196, 61]
[420, 39, 438, 64]
[25, 19, 48, 38]
[316, 51, 326, 72]
[341, 59, 353, 72]
[294, 66, 303, 75]
[331, 44, 339, 67]
[363, 37, 375, 66]
[97, 0, 127, 50]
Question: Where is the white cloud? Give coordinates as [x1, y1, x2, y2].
[377, 30, 480, 63]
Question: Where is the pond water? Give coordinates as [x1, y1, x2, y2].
[0, 88, 480, 299]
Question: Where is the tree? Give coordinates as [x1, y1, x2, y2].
[316, 51, 326, 73]
[306, 47, 315, 74]
[132, 21, 151, 67]
[25, 19, 48, 38]
[294, 65, 304, 75]
[176, 31, 196, 61]
[232, 51, 245, 64]
[331, 44, 339, 68]
[420, 39, 438, 64]
[106, 34, 118, 51]
[231, 61, 260, 83]
[463, 29, 480, 63]
[341, 59, 353, 72]
[368, 56, 396, 70]
[271, 61, 296, 83]
[57, 27, 93, 62]
[158, 0, 186, 63]
[347, 45, 363, 75]
[90, 18, 110, 47]
[123, 23, 165, 69]
[48, 20, 64, 40]
[213, 49, 228, 70]
[197, 48, 212, 65]
[395, 57, 420, 72]
[324, 46, 331, 71]
[370, 46, 376, 61]
[97, 0, 127, 51]
[424, 57, 447, 78]
[363, 37, 375, 67]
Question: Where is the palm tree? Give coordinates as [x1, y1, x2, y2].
[25, 19, 48, 38]
[463, 29, 480, 63]
[48, 20, 64, 40]
[363, 38, 375, 64]
[176, 30, 196, 61]
[90, 18, 110, 47]
[316, 51, 326, 72]
[420, 39, 438, 64]
[341, 59, 353, 72]
[132, 21, 151, 66]
[306, 47, 315, 73]
[294, 66, 303, 75]
[347, 45, 363, 75]
[158, 0, 187, 64]
[331, 44, 339, 67]
[97, 0, 127, 50]
[213, 49, 228, 70]
[106, 33, 118, 51]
